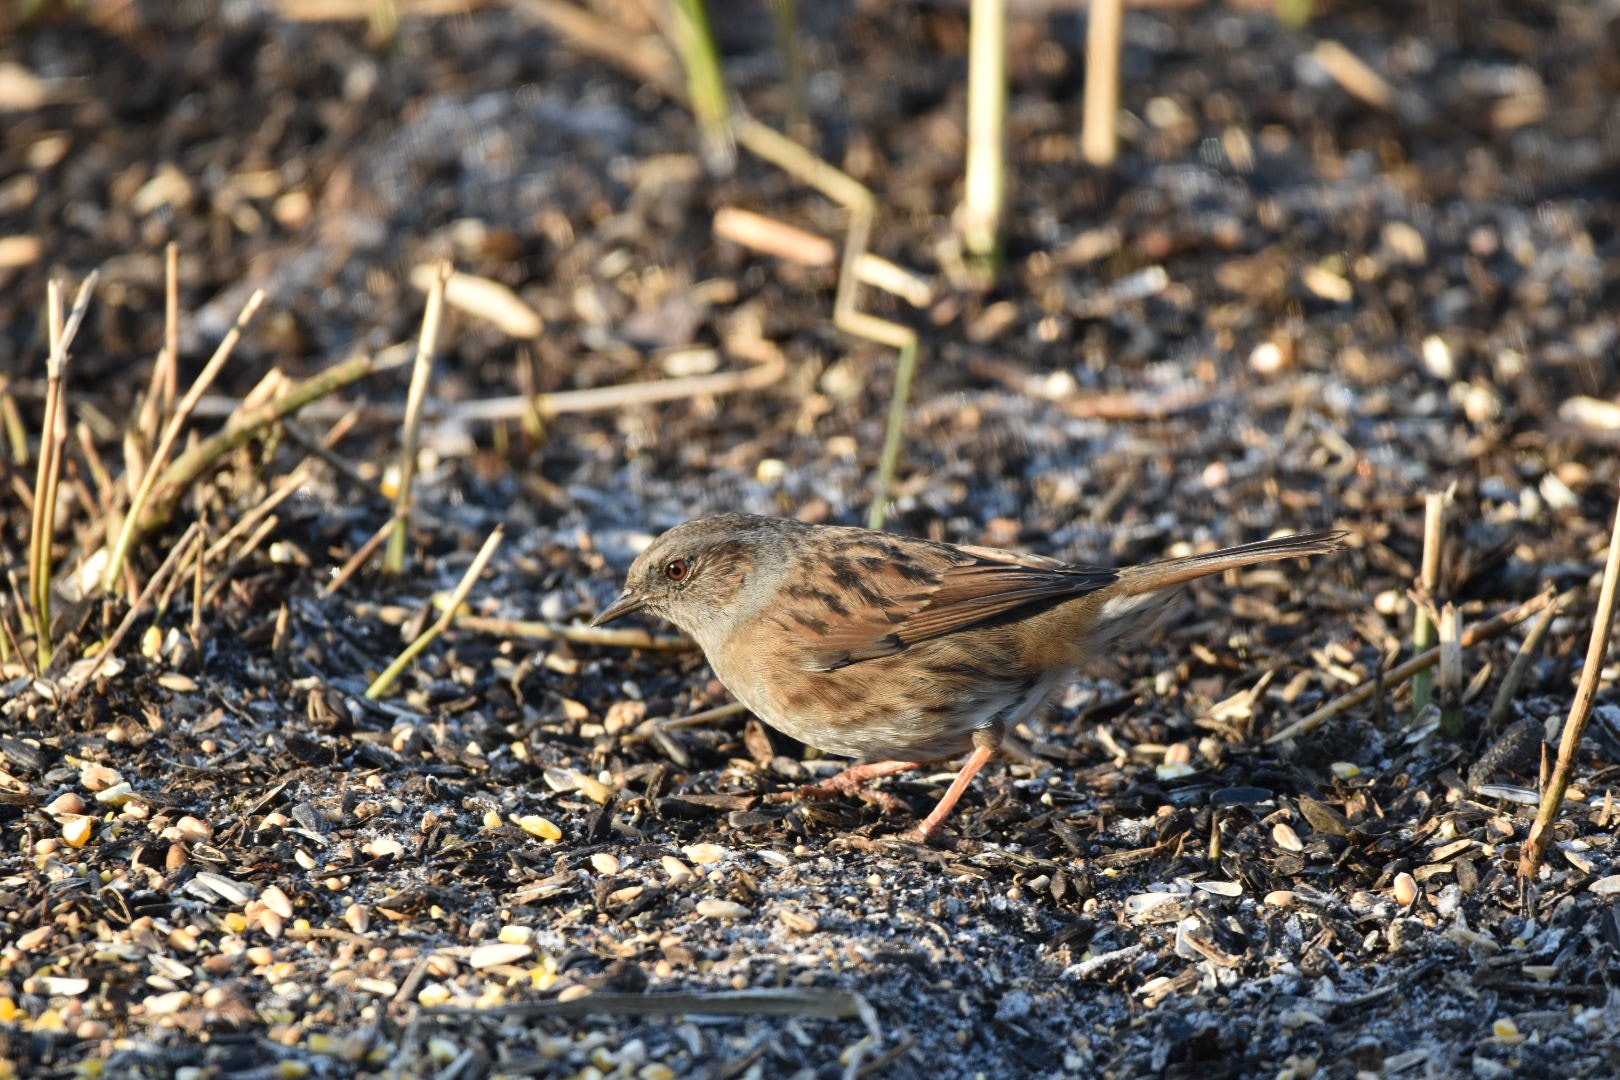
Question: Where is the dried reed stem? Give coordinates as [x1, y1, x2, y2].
[1081, 0, 1125, 166]
[104, 290, 264, 592]
[1520, 498, 1620, 879]
[387, 262, 449, 575]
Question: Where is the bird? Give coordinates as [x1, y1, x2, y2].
[593, 513, 1344, 843]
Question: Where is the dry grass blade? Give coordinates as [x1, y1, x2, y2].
[387, 261, 449, 575]
[104, 290, 265, 592]
[1520, 497, 1620, 879]
[365, 525, 505, 699]
[191, 357, 787, 426]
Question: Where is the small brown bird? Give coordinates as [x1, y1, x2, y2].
[594, 514, 1343, 842]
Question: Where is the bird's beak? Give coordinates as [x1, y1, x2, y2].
[591, 589, 646, 627]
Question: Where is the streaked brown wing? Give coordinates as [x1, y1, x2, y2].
[784, 545, 1117, 670]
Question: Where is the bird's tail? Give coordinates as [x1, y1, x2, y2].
[1086, 530, 1346, 646]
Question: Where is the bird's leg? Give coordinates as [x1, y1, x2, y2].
[904, 727, 1003, 843]
[767, 759, 928, 814]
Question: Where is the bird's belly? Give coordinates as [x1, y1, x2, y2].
[709, 649, 1059, 763]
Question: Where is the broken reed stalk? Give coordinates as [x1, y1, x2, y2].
[103, 289, 265, 592]
[1437, 603, 1464, 735]
[1081, 0, 1125, 166]
[960, 0, 1006, 275]
[867, 336, 919, 531]
[28, 281, 65, 666]
[138, 350, 401, 535]
[365, 525, 505, 699]
[1267, 587, 1567, 744]
[28, 273, 97, 668]
[138, 242, 181, 445]
[386, 262, 449, 575]
[1520, 497, 1620, 880]
[1486, 597, 1561, 729]
[667, 0, 733, 171]
[1412, 491, 1445, 715]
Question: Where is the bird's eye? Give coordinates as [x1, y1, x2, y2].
[664, 558, 691, 582]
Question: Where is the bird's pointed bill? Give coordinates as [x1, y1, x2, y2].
[591, 589, 646, 626]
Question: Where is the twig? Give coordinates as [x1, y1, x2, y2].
[1267, 588, 1566, 744]
[1521, 498, 1620, 879]
[201, 513, 283, 609]
[365, 526, 505, 699]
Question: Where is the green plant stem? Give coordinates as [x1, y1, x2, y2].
[387, 263, 448, 575]
[867, 337, 919, 531]
[669, 0, 733, 170]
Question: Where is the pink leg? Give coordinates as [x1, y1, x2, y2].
[904, 743, 998, 844]
[767, 759, 930, 813]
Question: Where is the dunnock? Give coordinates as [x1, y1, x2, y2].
[594, 514, 1343, 842]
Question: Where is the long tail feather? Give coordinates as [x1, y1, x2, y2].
[1114, 530, 1347, 595]
[1082, 530, 1345, 647]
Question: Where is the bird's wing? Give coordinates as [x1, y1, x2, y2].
[773, 541, 1117, 671]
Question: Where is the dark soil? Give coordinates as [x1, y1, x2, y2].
[2, 1, 1618, 1078]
